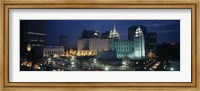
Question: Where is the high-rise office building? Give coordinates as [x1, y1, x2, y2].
[77, 38, 89, 51]
[77, 38, 109, 56]
[101, 31, 110, 39]
[147, 32, 157, 54]
[81, 30, 100, 38]
[77, 29, 108, 56]
[59, 35, 69, 50]
[20, 20, 46, 57]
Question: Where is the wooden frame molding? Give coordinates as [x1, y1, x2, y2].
[0, 0, 199, 91]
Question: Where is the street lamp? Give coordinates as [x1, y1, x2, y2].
[26, 44, 31, 59]
[93, 58, 97, 68]
[93, 58, 97, 64]
[105, 66, 109, 71]
[122, 61, 126, 65]
[71, 61, 75, 71]
[71, 61, 74, 65]
[27, 44, 31, 52]
[122, 61, 127, 71]
[170, 67, 174, 71]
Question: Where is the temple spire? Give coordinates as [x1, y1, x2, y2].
[113, 23, 116, 33]
[109, 23, 120, 40]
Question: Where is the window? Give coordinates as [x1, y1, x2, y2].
[39, 40, 45, 42]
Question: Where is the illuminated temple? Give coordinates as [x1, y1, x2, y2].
[76, 24, 156, 60]
[108, 25, 146, 59]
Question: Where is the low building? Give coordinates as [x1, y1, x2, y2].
[43, 46, 65, 57]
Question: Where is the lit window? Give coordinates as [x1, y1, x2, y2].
[30, 39, 38, 42]
[39, 40, 45, 42]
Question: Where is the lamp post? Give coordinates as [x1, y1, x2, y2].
[26, 44, 32, 59]
[93, 58, 97, 64]
[122, 61, 127, 71]
[27, 44, 31, 52]
[105, 65, 109, 71]
[93, 58, 97, 68]
[71, 61, 75, 71]
[122, 55, 129, 71]
[48, 58, 51, 64]
[170, 67, 174, 71]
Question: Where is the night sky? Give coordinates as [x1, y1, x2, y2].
[46, 20, 180, 46]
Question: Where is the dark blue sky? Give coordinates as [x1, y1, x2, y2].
[46, 20, 180, 46]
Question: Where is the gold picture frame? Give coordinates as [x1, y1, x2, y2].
[0, 0, 199, 91]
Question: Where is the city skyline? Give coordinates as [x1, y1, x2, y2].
[46, 20, 180, 46]
[20, 20, 180, 71]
